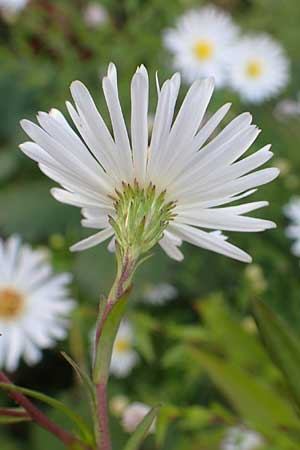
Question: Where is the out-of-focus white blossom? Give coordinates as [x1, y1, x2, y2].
[84, 2, 108, 28]
[284, 197, 300, 256]
[222, 426, 263, 450]
[122, 402, 155, 433]
[142, 282, 177, 305]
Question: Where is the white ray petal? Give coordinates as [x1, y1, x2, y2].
[131, 66, 149, 182]
[169, 223, 251, 263]
[70, 228, 114, 252]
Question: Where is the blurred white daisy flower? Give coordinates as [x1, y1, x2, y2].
[0, 236, 75, 372]
[222, 426, 263, 450]
[84, 2, 108, 28]
[284, 196, 300, 256]
[21, 63, 278, 263]
[142, 282, 177, 305]
[227, 34, 289, 103]
[0, 0, 28, 16]
[110, 320, 138, 378]
[122, 402, 155, 433]
[163, 6, 238, 86]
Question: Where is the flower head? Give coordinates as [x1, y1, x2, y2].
[122, 402, 155, 433]
[0, 236, 75, 372]
[110, 320, 138, 377]
[142, 282, 177, 305]
[227, 34, 289, 103]
[222, 426, 263, 450]
[84, 2, 108, 28]
[284, 196, 300, 256]
[0, 0, 28, 16]
[163, 6, 238, 86]
[21, 63, 278, 263]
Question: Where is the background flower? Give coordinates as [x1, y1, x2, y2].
[0, 0, 28, 16]
[122, 402, 155, 433]
[227, 34, 289, 103]
[0, 235, 75, 372]
[83, 2, 108, 28]
[142, 282, 177, 305]
[110, 320, 139, 378]
[284, 197, 300, 256]
[222, 426, 263, 450]
[163, 6, 238, 86]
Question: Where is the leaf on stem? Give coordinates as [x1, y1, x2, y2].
[61, 352, 96, 407]
[0, 407, 31, 424]
[93, 287, 131, 384]
[0, 383, 94, 446]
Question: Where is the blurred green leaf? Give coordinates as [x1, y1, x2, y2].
[190, 348, 300, 447]
[0, 383, 93, 445]
[0, 407, 30, 424]
[123, 405, 159, 450]
[253, 300, 300, 408]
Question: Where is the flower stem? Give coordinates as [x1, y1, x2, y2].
[0, 372, 89, 449]
[94, 249, 137, 450]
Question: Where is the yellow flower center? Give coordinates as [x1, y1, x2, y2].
[115, 339, 130, 353]
[245, 60, 263, 78]
[193, 40, 214, 61]
[0, 288, 24, 320]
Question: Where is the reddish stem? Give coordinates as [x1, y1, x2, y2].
[94, 252, 136, 450]
[0, 372, 87, 449]
[0, 407, 28, 418]
[96, 383, 110, 450]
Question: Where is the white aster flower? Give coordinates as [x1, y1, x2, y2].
[222, 426, 263, 450]
[163, 6, 238, 86]
[122, 402, 155, 433]
[284, 196, 300, 256]
[0, 0, 28, 15]
[142, 282, 177, 305]
[227, 34, 289, 103]
[20, 63, 278, 263]
[110, 320, 138, 378]
[84, 2, 108, 28]
[0, 236, 75, 372]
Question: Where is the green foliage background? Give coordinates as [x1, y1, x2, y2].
[0, 0, 300, 449]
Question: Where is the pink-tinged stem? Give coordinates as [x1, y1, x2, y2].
[95, 251, 136, 450]
[0, 407, 28, 418]
[0, 372, 88, 449]
[96, 383, 110, 450]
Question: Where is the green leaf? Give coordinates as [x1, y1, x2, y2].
[93, 287, 131, 384]
[155, 405, 179, 447]
[253, 300, 300, 408]
[124, 405, 159, 450]
[0, 408, 31, 424]
[190, 348, 300, 441]
[61, 352, 96, 407]
[0, 383, 93, 445]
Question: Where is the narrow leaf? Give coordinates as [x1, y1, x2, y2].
[0, 408, 30, 424]
[253, 299, 300, 408]
[0, 383, 93, 445]
[0, 415, 31, 424]
[61, 352, 96, 407]
[93, 288, 131, 384]
[191, 349, 300, 434]
[124, 405, 159, 450]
